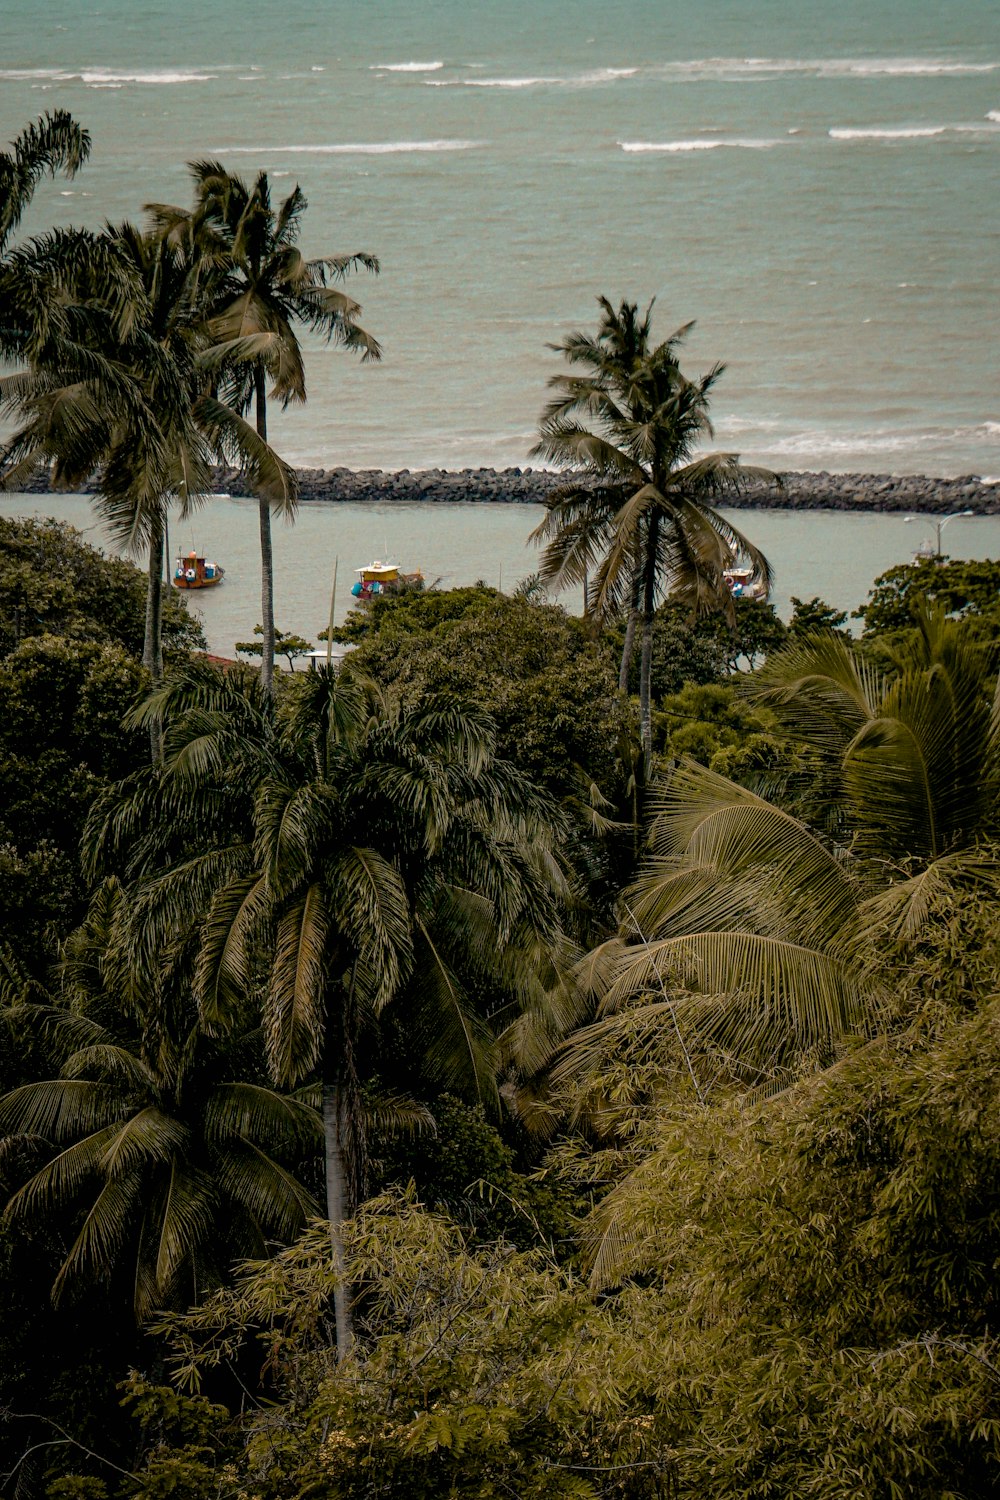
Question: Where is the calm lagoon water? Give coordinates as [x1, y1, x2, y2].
[1, 0, 997, 477]
[9, 493, 1000, 660]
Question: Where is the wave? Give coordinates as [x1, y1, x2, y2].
[82, 68, 217, 84]
[657, 55, 999, 79]
[0, 66, 217, 83]
[988, 110, 1000, 122]
[751, 422, 1000, 459]
[214, 140, 485, 155]
[371, 60, 443, 72]
[829, 124, 997, 140]
[429, 67, 637, 89]
[620, 137, 783, 152]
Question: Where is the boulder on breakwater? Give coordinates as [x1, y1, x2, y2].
[15, 465, 1000, 514]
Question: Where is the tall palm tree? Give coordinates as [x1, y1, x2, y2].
[149, 164, 380, 696]
[532, 297, 775, 765]
[0, 880, 320, 1320]
[0, 221, 295, 714]
[87, 663, 570, 1353]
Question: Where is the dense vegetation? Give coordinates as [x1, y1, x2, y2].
[2, 113, 1000, 1499]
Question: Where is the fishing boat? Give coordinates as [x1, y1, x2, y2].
[722, 565, 767, 601]
[350, 559, 422, 601]
[172, 550, 224, 590]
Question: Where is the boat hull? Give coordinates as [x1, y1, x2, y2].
[173, 570, 225, 590]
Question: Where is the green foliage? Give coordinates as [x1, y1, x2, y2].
[856, 555, 1000, 636]
[143, 1198, 660, 1500]
[789, 593, 849, 636]
[0, 516, 204, 661]
[0, 633, 147, 965]
[374, 1094, 579, 1252]
[342, 586, 631, 805]
[235, 622, 314, 669]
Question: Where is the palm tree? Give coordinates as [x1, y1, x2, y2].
[560, 605, 1000, 1102]
[0, 110, 90, 256]
[532, 297, 775, 765]
[87, 663, 570, 1353]
[0, 221, 295, 714]
[0, 880, 320, 1320]
[148, 164, 380, 696]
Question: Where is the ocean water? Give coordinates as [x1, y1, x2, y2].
[1, 0, 998, 477]
[12, 493, 1000, 659]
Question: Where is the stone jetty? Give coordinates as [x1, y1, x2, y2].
[15, 466, 1000, 514]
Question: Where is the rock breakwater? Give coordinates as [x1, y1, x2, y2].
[15, 466, 1000, 514]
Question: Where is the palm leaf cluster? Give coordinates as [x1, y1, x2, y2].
[0, 880, 320, 1320]
[79, 663, 571, 1342]
[558, 606, 1000, 1107]
[531, 296, 777, 761]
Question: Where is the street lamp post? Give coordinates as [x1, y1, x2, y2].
[904, 509, 974, 559]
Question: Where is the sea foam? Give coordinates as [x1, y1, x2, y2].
[0, 66, 217, 83]
[432, 67, 637, 88]
[658, 55, 999, 80]
[829, 124, 997, 140]
[371, 61, 444, 71]
[619, 137, 783, 152]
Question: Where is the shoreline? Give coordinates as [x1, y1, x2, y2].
[12, 467, 1000, 515]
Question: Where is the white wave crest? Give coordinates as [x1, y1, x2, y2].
[659, 55, 999, 80]
[620, 137, 783, 152]
[371, 60, 444, 72]
[214, 140, 485, 155]
[757, 422, 1000, 459]
[80, 68, 217, 84]
[435, 67, 637, 89]
[988, 110, 1000, 122]
[829, 124, 996, 140]
[457, 75, 561, 87]
[0, 65, 217, 83]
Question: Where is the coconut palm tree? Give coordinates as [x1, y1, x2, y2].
[148, 164, 380, 696]
[560, 605, 1000, 1102]
[0, 221, 296, 714]
[532, 298, 776, 765]
[86, 662, 570, 1353]
[0, 879, 320, 1320]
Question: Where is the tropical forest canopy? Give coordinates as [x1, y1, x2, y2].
[2, 112, 1000, 1499]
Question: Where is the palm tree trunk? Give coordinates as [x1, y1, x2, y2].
[144, 520, 165, 765]
[254, 362, 275, 699]
[618, 564, 642, 692]
[322, 1077, 353, 1360]
[639, 512, 661, 769]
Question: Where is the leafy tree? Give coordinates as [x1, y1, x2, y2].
[789, 593, 849, 636]
[531, 296, 775, 762]
[856, 556, 1000, 637]
[235, 622, 314, 671]
[0, 516, 204, 662]
[151, 164, 380, 697]
[341, 587, 631, 804]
